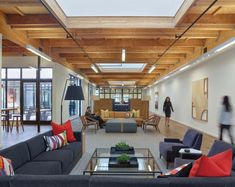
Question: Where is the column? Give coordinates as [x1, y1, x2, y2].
[0, 34, 2, 148]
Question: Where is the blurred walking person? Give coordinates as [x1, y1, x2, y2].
[219, 96, 234, 144]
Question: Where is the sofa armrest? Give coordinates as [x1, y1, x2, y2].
[172, 145, 189, 152]
[164, 138, 182, 143]
[73, 131, 82, 143]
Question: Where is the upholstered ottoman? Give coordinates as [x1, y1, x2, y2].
[105, 119, 137, 133]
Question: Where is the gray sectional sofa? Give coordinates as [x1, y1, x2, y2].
[0, 130, 83, 175]
[1, 131, 235, 187]
[1, 175, 235, 187]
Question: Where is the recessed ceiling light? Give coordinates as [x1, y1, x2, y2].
[122, 49, 126, 62]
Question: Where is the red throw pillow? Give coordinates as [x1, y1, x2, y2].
[51, 120, 76, 142]
[189, 149, 232, 177]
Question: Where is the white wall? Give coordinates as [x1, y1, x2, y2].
[146, 45, 235, 138]
[2, 56, 89, 124]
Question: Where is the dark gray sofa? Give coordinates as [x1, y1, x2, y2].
[0, 130, 83, 175]
[1, 175, 235, 187]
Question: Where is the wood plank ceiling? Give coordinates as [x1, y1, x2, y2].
[1, 0, 235, 86]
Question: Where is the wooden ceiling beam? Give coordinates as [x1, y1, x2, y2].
[0, 0, 40, 6]
[49, 39, 205, 47]
[6, 14, 59, 27]
[180, 14, 235, 24]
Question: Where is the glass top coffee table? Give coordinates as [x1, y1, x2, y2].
[83, 148, 162, 178]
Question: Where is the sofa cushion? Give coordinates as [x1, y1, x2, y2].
[26, 131, 52, 159]
[61, 142, 82, 158]
[33, 149, 73, 172]
[0, 156, 14, 176]
[0, 142, 30, 170]
[44, 132, 68, 151]
[15, 161, 62, 175]
[10, 175, 90, 187]
[208, 140, 235, 157]
[189, 149, 232, 177]
[51, 120, 76, 142]
[159, 163, 193, 178]
[90, 176, 169, 187]
[182, 129, 198, 147]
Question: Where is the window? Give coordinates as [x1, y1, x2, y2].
[7, 81, 20, 108]
[1, 68, 6, 79]
[7, 68, 21, 79]
[88, 83, 94, 110]
[22, 68, 37, 79]
[97, 87, 143, 101]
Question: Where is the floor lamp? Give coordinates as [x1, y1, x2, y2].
[61, 79, 84, 124]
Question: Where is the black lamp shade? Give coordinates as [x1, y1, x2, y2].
[64, 85, 84, 100]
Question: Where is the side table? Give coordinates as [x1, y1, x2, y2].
[179, 148, 202, 160]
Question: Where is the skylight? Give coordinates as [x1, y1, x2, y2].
[56, 0, 185, 17]
[97, 63, 146, 73]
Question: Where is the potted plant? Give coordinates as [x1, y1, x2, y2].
[117, 154, 130, 164]
[115, 142, 130, 151]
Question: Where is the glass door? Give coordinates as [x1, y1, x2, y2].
[21, 81, 37, 123]
[21, 81, 52, 124]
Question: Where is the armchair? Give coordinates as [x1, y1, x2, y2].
[159, 129, 203, 168]
[143, 115, 161, 132]
[80, 116, 98, 133]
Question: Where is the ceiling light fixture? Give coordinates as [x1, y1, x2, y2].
[76, 74, 84, 79]
[91, 64, 99, 73]
[215, 40, 235, 53]
[122, 49, 126, 62]
[26, 45, 52, 62]
[179, 65, 190, 72]
[148, 65, 156, 74]
[122, 83, 124, 87]
[164, 76, 169, 80]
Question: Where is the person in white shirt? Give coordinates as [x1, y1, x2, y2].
[219, 96, 234, 144]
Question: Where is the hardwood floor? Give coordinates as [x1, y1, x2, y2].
[0, 125, 51, 149]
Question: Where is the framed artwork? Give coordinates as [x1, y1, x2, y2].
[192, 78, 208, 121]
[155, 92, 159, 110]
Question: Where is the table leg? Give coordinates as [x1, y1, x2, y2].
[6, 111, 10, 133]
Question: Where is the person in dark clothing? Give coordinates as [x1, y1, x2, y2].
[85, 106, 104, 128]
[163, 97, 174, 127]
[219, 96, 234, 144]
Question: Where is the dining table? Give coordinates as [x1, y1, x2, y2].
[1, 108, 17, 132]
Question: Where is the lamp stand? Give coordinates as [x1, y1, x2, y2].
[61, 78, 69, 124]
